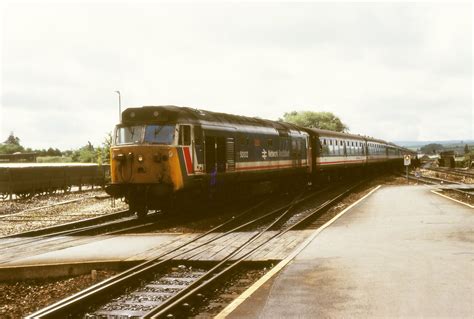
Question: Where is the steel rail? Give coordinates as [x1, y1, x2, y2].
[0, 214, 165, 265]
[0, 209, 138, 252]
[404, 173, 460, 185]
[145, 181, 363, 318]
[425, 167, 474, 178]
[25, 196, 276, 318]
[144, 193, 308, 318]
[0, 208, 132, 239]
[27, 185, 337, 318]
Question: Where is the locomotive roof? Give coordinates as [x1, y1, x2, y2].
[121, 105, 305, 132]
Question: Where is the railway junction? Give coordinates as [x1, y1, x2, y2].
[0, 171, 472, 318]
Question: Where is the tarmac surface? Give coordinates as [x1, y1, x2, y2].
[225, 185, 474, 318]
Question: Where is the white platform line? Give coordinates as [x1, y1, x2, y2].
[215, 184, 382, 318]
[430, 190, 474, 208]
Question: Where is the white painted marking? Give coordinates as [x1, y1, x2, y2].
[430, 190, 474, 208]
[215, 185, 382, 318]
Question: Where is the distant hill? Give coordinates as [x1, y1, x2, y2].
[394, 140, 474, 148]
[393, 140, 474, 154]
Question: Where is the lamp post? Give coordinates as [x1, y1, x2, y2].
[115, 90, 122, 121]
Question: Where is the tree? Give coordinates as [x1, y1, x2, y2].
[0, 132, 24, 154]
[420, 143, 444, 154]
[72, 144, 96, 163]
[4, 132, 21, 146]
[280, 111, 348, 132]
[46, 147, 62, 156]
[464, 144, 469, 154]
[100, 132, 113, 163]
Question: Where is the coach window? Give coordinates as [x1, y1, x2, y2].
[178, 125, 191, 145]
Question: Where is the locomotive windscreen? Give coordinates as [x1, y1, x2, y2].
[115, 125, 176, 145]
[144, 125, 175, 144]
[116, 125, 144, 145]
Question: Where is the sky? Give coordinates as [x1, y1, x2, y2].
[0, 1, 472, 150]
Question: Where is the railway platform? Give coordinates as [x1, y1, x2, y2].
[219, 185, 474, 318]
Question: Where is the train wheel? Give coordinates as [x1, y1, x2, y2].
[130, 201, 148, 219]
[136, 209, 148, 219]
[63, 185, 72, 194]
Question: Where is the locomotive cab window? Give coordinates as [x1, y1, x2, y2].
[178, 125, 191, 146]
[115, 125, 144, 145]
[144, 125, 175, 145]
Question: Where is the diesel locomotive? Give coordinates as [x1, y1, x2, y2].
[106, 105, 413, 216]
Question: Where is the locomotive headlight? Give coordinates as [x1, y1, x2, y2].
[137, 154, 144, 162]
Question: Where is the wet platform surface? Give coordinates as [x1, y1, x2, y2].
[225, 185, 474, 318]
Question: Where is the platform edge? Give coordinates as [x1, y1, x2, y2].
[430, 190, 474, 208]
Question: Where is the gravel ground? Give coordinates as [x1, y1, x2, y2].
[0, 189, 114, 216]
[0, 270, 118, 319]
[420, 169, 474, 184]
[0, 190, 128, 237]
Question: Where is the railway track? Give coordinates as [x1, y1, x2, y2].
[27, 180, 365, 318]
[0, 193, 273, 266]
[407, 173, 461, 185]
[425, 166, 474, 178]
[424, 166, 474, 177]
[0, 210, 165, 264]
[404, 172, 473, 206]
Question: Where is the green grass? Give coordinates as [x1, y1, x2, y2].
[36, 156, 73, 163]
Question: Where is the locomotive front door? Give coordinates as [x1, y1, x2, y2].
[216, 137, 226, 172]
[204, 136, 227, 173]
[205, 136, 216, 173]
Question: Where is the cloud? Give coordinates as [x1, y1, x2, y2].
[1, 2, 471, 149]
